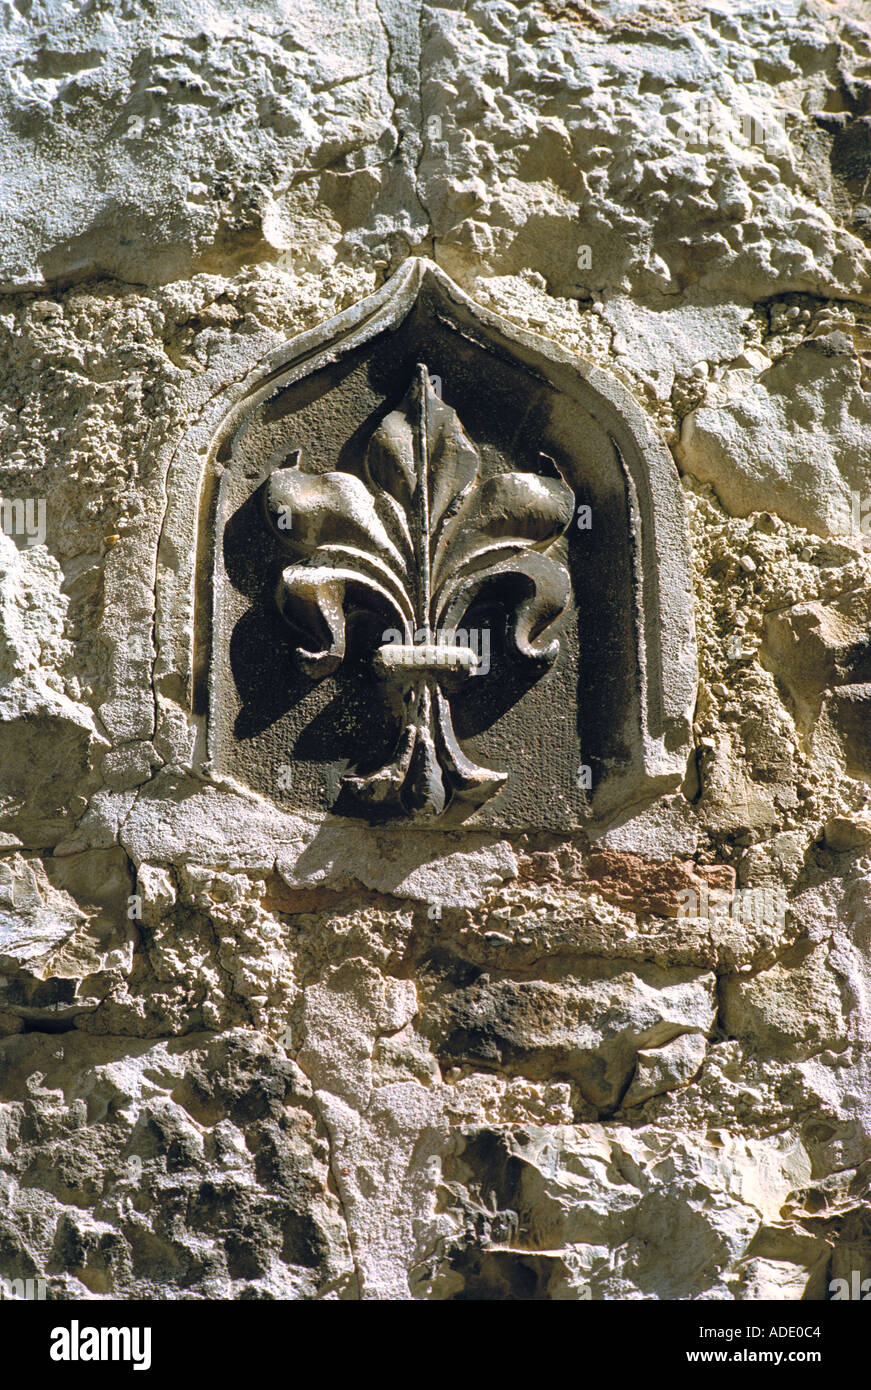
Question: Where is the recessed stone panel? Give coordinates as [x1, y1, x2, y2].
[188, 261, 696, 829]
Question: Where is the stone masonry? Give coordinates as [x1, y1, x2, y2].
[1, 0, 871, 1301]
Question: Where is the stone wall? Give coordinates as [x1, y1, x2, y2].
[1, 0, 871, 1301]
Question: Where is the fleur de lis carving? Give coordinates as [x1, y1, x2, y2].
[264, 364, 575, 818]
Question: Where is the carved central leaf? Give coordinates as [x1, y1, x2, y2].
[264, 364, 575, 819]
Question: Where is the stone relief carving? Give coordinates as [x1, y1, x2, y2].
[155, 258, 697, 832]
[263, 364, 575, 818]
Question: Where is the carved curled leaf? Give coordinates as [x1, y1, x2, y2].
[266, 459, 416, 675]
[273, 568, 346, 679]
[439, 550, 572, 666]
[288, 544, 415, 635]
[432, 471, 574, 602]
[276, 564, 409, 678]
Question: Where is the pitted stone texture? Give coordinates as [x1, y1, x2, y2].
[419, 1, 871, 304]
[0, 1029, 355, 1299]
[0, 0, 403, 289]
[417, 952, 716, 1111]
[3, 0, 870, 314]
[414, 1124, 828, 1300]
[0, 864, 869, 1298]
[1, 0, 871, 1305]
[678, 340, 871, 537]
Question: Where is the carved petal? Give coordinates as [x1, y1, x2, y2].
[364, 366, 479, 552]
[423, 378, 479, 533]
[342, 683, 447, 817]
[432, 471, 574, 598]
[365, 402, 417, 511]
[266, 468, 409, 581]
[439, 550, 572, 667]
[433, 687, 507, 805]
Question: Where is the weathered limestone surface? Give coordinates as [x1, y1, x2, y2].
[1, 0, 871, 1300]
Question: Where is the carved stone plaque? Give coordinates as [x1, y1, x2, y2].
[197, 260, 696, 830]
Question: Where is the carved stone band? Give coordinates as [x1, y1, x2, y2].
[374, 642, 481, 679]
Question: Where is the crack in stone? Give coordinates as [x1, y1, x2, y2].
[292, 1050, 364, 1300]
[414, 1, 437, 258]
[374, 0, 433, 256]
